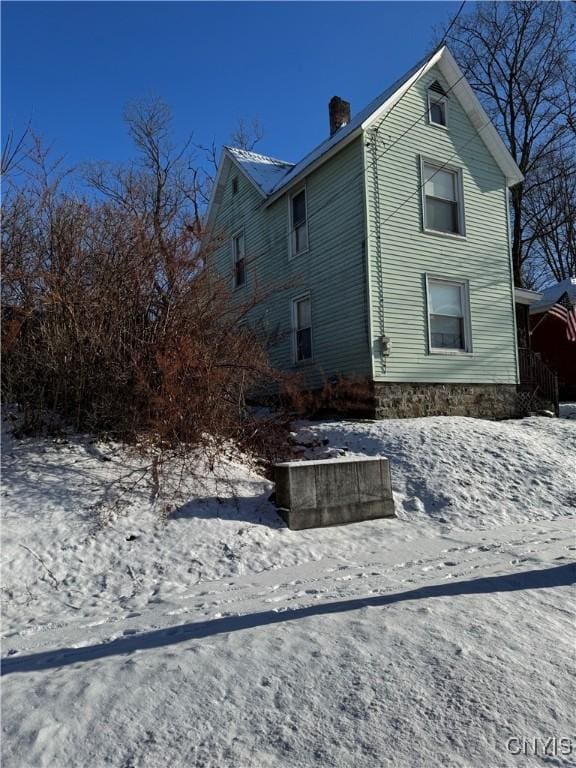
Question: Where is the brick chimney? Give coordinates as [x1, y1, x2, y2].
[329, 96, 351, 137]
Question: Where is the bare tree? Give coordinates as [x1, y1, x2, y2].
[523, 145, 576, 284]
[192, 116, 265, 209]
[1, 123, 32, 179]
[2, 102, 288, 452]
[445, 1, 576, 286]
[230, 117, 264, 152]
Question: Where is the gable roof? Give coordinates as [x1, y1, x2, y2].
[206, 45, 523, 228]
[263, 51, 436, 203]
[226, 146, 294, 196]
[530, 277, 576, 315]
[204, 146, 293, 231]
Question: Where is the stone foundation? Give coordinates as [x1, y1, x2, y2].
[372, 382, 519, 420]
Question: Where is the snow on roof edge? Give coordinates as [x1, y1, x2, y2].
[224, 146, 294, 196]
[529, 277, 576, 314]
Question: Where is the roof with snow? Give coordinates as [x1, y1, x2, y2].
[530, 277, 576, 315]
[265, 53, 433, 199]
[225, 147, 294, 196]
[205, 45, 523, 228]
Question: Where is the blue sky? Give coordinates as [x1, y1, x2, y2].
[2, 1, 458, 170]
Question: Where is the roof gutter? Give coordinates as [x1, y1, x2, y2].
[514, 287, 542, 305]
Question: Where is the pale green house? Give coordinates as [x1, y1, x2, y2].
[205, 46, 524, 418]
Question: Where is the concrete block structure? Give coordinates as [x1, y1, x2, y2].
[274, 456, 395, 530]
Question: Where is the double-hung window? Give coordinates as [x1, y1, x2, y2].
[422, 160, 464, 235]
[292, 294, 312, 362]
[232, 232, 245, 288]
[290, 188, 308, 256]
[426, 277, 471, 353]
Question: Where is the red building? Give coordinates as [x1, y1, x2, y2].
[529, 278, 576, 401]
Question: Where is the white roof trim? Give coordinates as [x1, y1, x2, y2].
[265, 46, 522, 205]
[360, 47, 445, 131]
[208, 45, 524, 224]
[514, 287, 542, 305]
[205, 148, 273, 233]
[204, 148, 228, 233]
[436, 48, 523, 187]
[362, 47, 523, 188]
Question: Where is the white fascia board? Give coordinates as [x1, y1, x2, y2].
[514, 287, 542, 305]
[361, 47, 445, 131]
[263, 45, 523, 211]
[204, 148, 228, 234]
[361, 46, 524, 189]
[436, 49, 524, 188]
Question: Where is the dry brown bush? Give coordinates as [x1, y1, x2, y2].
[1, 104, 291, 463]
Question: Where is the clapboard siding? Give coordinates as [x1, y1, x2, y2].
[210, 138, 371, 387]
[210, 64, 518, 391]
[365, 66, 518, 384]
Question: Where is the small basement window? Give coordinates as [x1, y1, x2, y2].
[292, 294, 312, 362]
[426, 277, 471, 353]
[232, 231, 245, 288]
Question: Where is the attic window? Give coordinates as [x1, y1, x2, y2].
[428, 92, 447, 127]
[232, 177, 239, 195]
[428, 81, 447, 127]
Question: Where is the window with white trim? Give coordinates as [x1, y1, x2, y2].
[422, 161, 463, 235]
[232, 232, 245, 288]
[427, 277, 471, 352]
[290, 188, 308, 256]
[292, 295, 312, 362]
[428, 92, 447, 127]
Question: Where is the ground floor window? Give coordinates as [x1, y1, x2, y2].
[426, 276, 471, 352]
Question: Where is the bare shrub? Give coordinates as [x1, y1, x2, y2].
[1, 101, 290, 462]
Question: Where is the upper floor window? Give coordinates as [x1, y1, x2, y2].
[232, 176, 239, 195]
[426, 276, 471, 353]
[290, 188, 308, 257]
[232, 231, 245, 288]
[428, 93, 447, 127]
[292, 294, 312, 362]
[422, 160, 464, 236]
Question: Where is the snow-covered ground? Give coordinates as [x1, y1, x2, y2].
[1, 409, 575, 767]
